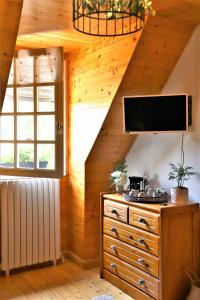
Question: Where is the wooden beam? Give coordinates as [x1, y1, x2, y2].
[0, 0, 23, 110]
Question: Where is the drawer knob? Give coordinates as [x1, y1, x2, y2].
[111, 226, 117, 233]
[111, 245, 117, 252]
[138, 279, 145, 286]
[111, 209, 118, 215]
[110, 263, 117, 269]
[138, 258, 149, 268]
[138, 238, 145, 244]
[139, 217, 146, 224]
[138, 258, 145, 264]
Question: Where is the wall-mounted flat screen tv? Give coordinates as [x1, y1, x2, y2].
[123, 94, 192, 133]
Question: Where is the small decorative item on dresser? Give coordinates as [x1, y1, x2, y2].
[110, 159, 127, 194]
[124, 187, 168, 204]
[168, 134, 195, 204]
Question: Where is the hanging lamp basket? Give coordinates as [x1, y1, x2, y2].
[73, 0, 145, 36]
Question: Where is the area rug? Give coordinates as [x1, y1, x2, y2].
[92, 295, 114, 300]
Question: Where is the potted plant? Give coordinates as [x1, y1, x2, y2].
[38, 153, 49, 169]
[0, 154, 14, 168]
[19, 148, 51, 169]
[110, 159, 128, 193]
[168, 136, 194, 204]
[19, 149, 34, 168]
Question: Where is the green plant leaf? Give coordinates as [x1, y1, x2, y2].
[168, 161, 194, 187]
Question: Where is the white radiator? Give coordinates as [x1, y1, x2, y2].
[1, 178, 60, 275]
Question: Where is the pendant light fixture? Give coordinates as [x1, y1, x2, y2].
[73, 0, 155, 37]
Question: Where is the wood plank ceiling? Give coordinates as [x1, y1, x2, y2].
[16, 0, 200, 52]
[17, 0, 99, 52]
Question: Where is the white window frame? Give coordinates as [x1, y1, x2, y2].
[0, 51, 64, 178]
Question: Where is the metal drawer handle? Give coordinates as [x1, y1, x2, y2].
[139, 217, 146, 224]
[110, 226, 117, 233]
[138, 238, 145, 244]
[138, 258, 145, 264]
[111, 245, 117, 252]
[111, 209, 118, 215]
[111, 263, 117, 269]
[138, 258, 149, 268]
[138, 279, 145, 286]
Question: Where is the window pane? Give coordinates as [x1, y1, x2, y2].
[17, 116, 34, 141]
[37, 86, 55, 112]
[8, 61, 14, 85]
[17, 143, 34, 169]
[2, 88, 14, 113]
[37, 115, 55, 140]
[17, 87, 34, 112]
[36, 55, 57, 83]
[0, 143, 14, 168]
[16, 54, 34, 84]
[0, 116, 14, 140]
[37, 144, 55, 169]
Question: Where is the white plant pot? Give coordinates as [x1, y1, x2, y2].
[171, 187, 188, 205]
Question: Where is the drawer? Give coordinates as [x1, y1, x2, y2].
[103, 234, 159, 278]
[103, 217, 159, 256]
[103, 252, 159, 299]
[103, 269, 154, 300]
[104, 199, 128, 223]
[129, 207, 160, 234]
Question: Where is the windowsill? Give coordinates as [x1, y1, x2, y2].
[0, 176, 58, 181]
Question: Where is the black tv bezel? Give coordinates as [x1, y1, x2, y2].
[122, 94, 191, 134]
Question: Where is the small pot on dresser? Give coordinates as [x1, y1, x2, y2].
[171, 187, 188, 204]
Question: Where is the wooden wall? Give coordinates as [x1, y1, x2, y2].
[85, 14, 196, 261]
[67, 32, 143, 264]
[65, 0, 200, 264]
[0, 0, 23, 109]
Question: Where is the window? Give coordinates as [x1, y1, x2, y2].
[0, 48, 64, 178]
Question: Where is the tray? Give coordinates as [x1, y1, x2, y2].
[123, 193, 168, 204]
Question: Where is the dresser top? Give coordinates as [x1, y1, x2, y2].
[102, 193, 199, 214]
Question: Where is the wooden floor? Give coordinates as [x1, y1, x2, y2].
[0, 259, 132, 300]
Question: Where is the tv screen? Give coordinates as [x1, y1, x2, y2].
[123, 94, 191, 133]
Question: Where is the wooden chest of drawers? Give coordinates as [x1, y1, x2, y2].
[100, 193, 200, 300]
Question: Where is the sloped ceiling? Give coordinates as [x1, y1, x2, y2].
[0, 0, 23, 109]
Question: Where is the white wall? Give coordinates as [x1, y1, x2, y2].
[126, 25, 200, 202]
